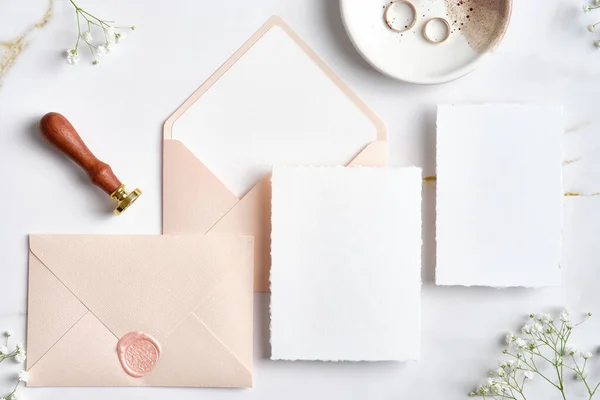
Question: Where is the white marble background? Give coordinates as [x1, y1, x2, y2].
[1, 0, 600, 399]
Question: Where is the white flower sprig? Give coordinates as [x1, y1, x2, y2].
[65, 0, 134, 65]
[584, 0, 600, 48]
[470, 310, 599, 399]
[0, 331, 27, 400]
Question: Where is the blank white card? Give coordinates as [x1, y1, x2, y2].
[270, 167, 422, 361]
[436, 104, 563, 287]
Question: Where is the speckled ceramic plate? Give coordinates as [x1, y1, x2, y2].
[340, 0, 512, 84]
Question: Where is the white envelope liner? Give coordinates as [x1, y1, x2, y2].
[172, 26, 377, 197]
[436, 104, 563, 287]
[270, 167, 422, 361]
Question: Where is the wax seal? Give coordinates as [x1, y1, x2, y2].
[117, 331, 161, 378]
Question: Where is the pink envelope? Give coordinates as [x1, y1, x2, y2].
[26, 234, 254, 387]
[163, 16, 387, 292]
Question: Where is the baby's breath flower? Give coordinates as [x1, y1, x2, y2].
[3, 331, 11, 338]
[535, 313, 553, 325]
[503, 360, 516, 372]
[506, 333, 515, 344]
[483, 378, 495, 388]
[566, 321, 574, 329]
[116, 31, 128, 43]
[473, 309, 598, 400]
[14, 350, 26, 363]
[595, 40, 600, 48]
[105, 27, 117, 44]
[65, 2, 133, 65]
[585, 5, 593, 12]
[521, 325, 533, 335]
[17, 371, 28, 383]
[66, 49, 79, 65]
[514, 338, 527, 350]
[97, 45, 109, 57]
[82, 31, 93, 43]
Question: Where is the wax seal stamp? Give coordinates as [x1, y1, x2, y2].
[117, 331, 161, 378]
[39, 112, 142, 215]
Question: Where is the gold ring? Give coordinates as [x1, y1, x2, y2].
[383, 0, 417, 33]
[422, 17, 451, 44]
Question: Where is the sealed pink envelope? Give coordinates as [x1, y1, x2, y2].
[163, 16, 387, 292]
[26, 234, 254, 387]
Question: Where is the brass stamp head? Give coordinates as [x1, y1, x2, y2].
[110, 184, 142, 215]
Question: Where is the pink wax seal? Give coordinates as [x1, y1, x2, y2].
[117, 331, 161, 378]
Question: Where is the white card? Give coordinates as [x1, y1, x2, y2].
[270, 167, 422, 361]
[171, 25, 378, 197]
[436, 104, 563, 287]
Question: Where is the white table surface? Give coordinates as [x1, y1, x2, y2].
[2, 0, 600, 399]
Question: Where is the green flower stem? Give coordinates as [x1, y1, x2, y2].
[506, 350, 560, 391]
[590, 381, 600, 400]
[0, 349, 17, 362]
[572, 355, 595, 397]
[4, 380, 21, 399]
[68, 0, 116, 63]
[472, 312, 599, 400]
[74, 9, 81, 51]
[506, 372, 527, 400]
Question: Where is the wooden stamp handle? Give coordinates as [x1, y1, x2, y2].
[39, 112, 122, 195]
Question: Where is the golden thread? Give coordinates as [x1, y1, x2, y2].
[0, 0, 53, 86]
[564, 192, 600, 197]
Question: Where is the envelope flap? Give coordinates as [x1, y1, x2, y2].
[28, 311, 252, 388]
[165, 16, 386, 198]
[29, 234, 254, 344]
[193, 247, 254, 370]
[27, 312, 131, 387]
[143, 314, 252, 388]
[348, 141, 387, 167]
[209, 175, 271, 291]
[163, 139, 239, 234]
[27, 251, 88, 369]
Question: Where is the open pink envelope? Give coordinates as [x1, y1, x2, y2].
[26, 234, 254, 387]
[163, 16, 387, 292]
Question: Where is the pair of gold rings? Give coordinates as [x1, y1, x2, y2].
[383, 0, 451, 44]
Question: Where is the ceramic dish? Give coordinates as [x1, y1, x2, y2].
[340, 0, 512, 84]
